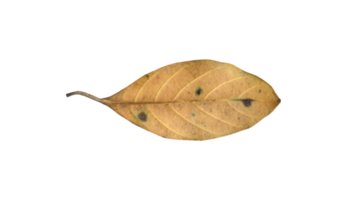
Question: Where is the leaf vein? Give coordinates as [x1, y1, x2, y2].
[173, 66, 222, 100]
[204, 76, 245, 99]
[237, 84, 260, 98]
[226, 102, 255, 119]
[193, 102, 242, 128]
[155, 66, 186, 101]
[135, 71, 160, 102]
[168, 104, 217, 136]
[146, 105, 188, 139]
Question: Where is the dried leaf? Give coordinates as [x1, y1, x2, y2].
[67, 60, 280, 140]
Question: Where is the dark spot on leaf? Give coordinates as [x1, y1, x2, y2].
[138, 112, 147, 122]
[144, 74, 149, 77]
[278, 98, 281, 103]
[242, 99, 253, 107]
[259, 89, 261, 93]
[195, 88, 202, 95]
[194, 87, 204, 96]
[191, 113, 195, 117]
[238, 117, 240, 120]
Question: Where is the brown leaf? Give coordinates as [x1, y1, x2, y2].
[67, 60, 281, 140]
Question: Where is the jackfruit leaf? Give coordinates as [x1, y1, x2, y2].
[67, 60, 280, 140]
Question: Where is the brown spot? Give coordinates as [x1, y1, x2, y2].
[191, 113, 195, 117]
[259, 89, 261, 93]
[196, 88, 202, 95]
[242, 99, 253, 107]
[194, 87, 204, 96]
[138, 112, 147, 122]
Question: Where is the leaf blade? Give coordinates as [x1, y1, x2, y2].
[69, 60, 280, 140]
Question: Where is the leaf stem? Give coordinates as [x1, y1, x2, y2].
[64, 90, 104, 105]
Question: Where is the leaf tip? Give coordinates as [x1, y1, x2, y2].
[278, 98, 281, 103]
